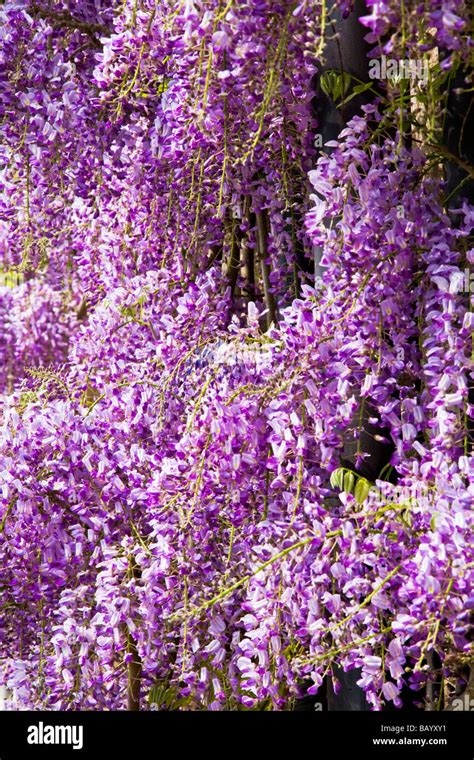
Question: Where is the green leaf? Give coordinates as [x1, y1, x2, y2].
[343, 471, 355, 494]
[354, 478, 371, 504]
[320, 70, 351, 102]
[338, 81, 374, 108]
[330, 468, 344, 490]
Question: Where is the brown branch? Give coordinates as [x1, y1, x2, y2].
[255, 209, 277, 329]
[225, 205, 246, 296]
[126, 631, 142, 711]
[241, 207, 255, 300]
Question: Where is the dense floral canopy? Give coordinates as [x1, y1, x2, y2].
[0, 0, 472, 710]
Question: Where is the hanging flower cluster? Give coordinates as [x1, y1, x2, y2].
[0, 0, 472, 710]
